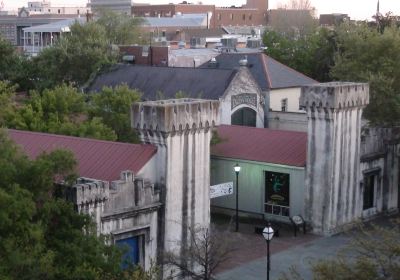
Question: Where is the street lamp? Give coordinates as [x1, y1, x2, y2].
[234, 163, 241, 232]
[263, 224, 274, 280]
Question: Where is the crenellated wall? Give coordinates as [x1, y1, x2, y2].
[132, 98, 219, 273]
[71, 171, 161, 269]
[300, 82, 369, 234]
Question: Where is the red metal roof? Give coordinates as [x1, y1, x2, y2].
[8, 129, 157, 182]
[211, 125, 307, 167]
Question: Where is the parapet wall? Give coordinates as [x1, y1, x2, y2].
[300, 82, 369, 110]
[132, 98, 219, 135]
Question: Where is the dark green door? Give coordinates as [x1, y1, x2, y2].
[231, 108, 257, 127]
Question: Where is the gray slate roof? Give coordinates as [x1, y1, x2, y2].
[199, 52, 317, 90]
[143, 13, 207, 27]
[87, 64, 237, 100]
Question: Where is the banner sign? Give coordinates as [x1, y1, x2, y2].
[231, 93, 257, 109]
[210, 182, 233, 199]
[265, 171, 290, 206]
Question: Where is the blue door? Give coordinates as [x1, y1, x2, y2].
[116, 236, 140, 268]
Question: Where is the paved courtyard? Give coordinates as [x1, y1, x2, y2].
[213, 213, 399, 280]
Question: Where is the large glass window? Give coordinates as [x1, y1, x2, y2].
[231, 107, 257, 127]
[265, 171, 290, 217]
[363, 173, 375, 210]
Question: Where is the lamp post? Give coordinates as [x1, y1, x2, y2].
[234, 163, 241, 232]
[263, 224, 274, 280]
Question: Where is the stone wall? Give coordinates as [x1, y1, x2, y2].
[71, 171, 161, 269]
[360, 126, 400, 216]
[267, 111, 307, 132]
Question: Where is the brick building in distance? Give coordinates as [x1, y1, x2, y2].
[132, 0, 268, 28]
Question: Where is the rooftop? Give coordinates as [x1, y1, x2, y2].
[22, 17, 85, 33]
[87, 64, 238, 100]
[8, 129, 157, 182]
[143, 13, 208, 27]
[200, 52, 317, 90]
[211, 125, 307, 167]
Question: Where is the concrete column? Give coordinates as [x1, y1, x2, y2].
[300, 82, 369, 235]
[132, 98, 219, 272]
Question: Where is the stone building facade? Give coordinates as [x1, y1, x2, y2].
[72, 172, 161, 269]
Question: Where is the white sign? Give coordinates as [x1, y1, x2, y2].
[210, 182, 233, 199]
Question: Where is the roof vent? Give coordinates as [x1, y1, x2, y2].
[239, 55, 248, 67]
[208, 57, 218, 68]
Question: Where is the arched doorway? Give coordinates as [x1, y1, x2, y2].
[231, 107, 257, 127]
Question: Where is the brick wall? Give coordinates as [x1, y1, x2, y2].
[119, 45, 169, 66]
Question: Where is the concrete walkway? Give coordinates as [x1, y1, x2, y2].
[217, 233, 351, 280]
[216, 213, 400, 280]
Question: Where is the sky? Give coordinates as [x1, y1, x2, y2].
[2, 0, 400, 20]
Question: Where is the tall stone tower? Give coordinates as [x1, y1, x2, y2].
[300, 82, 369, 234]
[131, 99, 219, 263]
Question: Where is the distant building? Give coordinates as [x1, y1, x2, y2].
[88, 0, 133, 15]
[319, 13, 350, 26]
[25, 1, 87, 15]
[0, 1, 88, 47]
[132, 0, 268, 28]
[22, 18, 85, 55]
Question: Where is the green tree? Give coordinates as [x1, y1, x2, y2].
[96, 9, 144, 45]
[0, 36, 33, 91]
[7, 84, 117, 141]
[331, 23, 400, 125]
[32, 21, 116, 90]
[0, 81, 17, 126]
[263, 28, 337, 81]
[0, 129, 158, 280]
[90, 84, 141, 143]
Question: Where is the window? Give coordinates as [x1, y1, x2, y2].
[363, 173, 376, 210]
[230, 13, 233, 20]
[58, 9, 61, 14]
[217, 13, 221, 20]
[242, 14, 246, 20]
[249, 14, 252, 20]
[116, 235, 142, 269]
[265, 171, 290, 217]
[281, 98, 288, 112]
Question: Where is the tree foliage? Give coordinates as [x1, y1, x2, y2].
[331, 23, 400, 125]
[263, 28, 336, 82]
[264, 17, 400, 125]
[5, 84, 117, 141]
[89, 84, 141, 142]
[23, 11, 143, 90]
[95, 9, 144, 45]
[32, 21, 117, 90]
[0, 129, 158, 280]
[0, 36, 33, 91]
